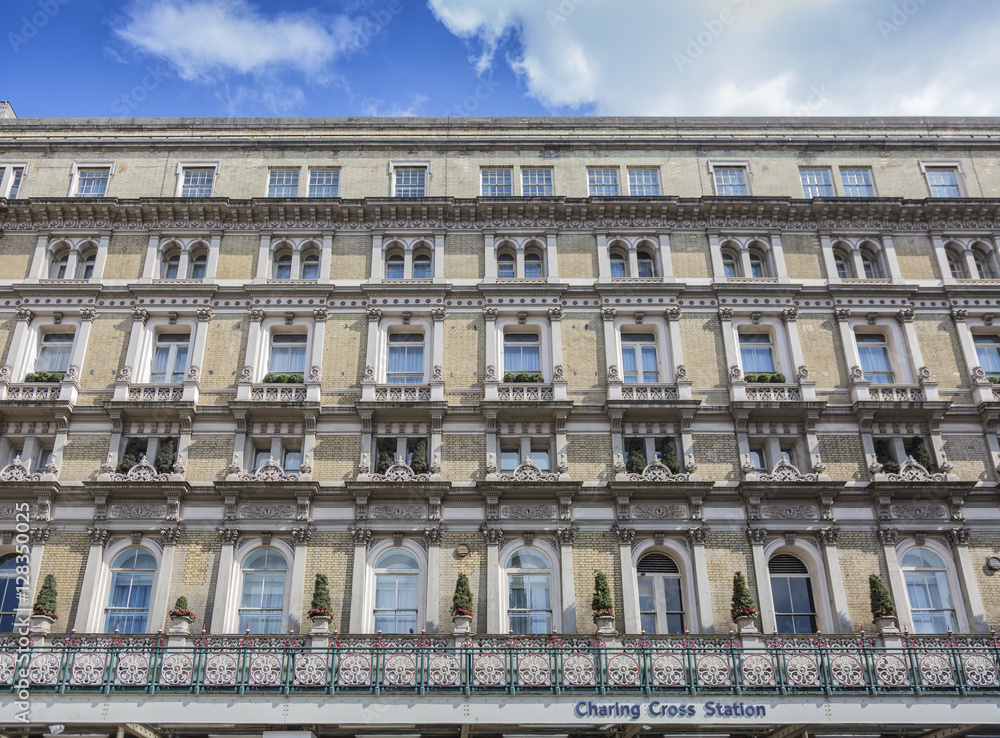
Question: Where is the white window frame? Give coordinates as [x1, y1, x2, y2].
[137, 318, 197, 384]
[157, 238, 211, 280]
[799, 167, 835, 198]
[762, 539, 834, 635]
[481, 167, 513, 197]
[919, 160, 967, 198]
[896, 538, 969, 634]
[615, 316, 672, 383]
[23, 323, 78, 380]
[377, 316, 432, 384]
[838, 166, 877, 197]
[854, 329, 900, 385]
[174, 162, 221, 197]
[627, 167, 661, 196]
[708, 161, 751, 196]
[389, 161, 430, 197]
[521, 167, 554, 197]
[0, 162, 27, 199]
[732, 317, 790, 378]
[267, 168, 301, 198]
[308, 168, 340, 198]
[498, 317, 550, 381]
[381, 238, 434, 281]
[587, 167, 621, 197]
[631, 538, 700, 633]
[494, 238, 547, 279]
[69, 161, 115, 197]
[364, 539, 427, 634]
[498, 538, 563, 634]
[226, 539, 294, 634]
[88, 539, 163, 634]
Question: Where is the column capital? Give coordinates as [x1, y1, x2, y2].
[611, 526, 635, 544]
[948, 527, 971, 546]
[686, 527, 707, 545]
[291, 526, 313, 545]
[718, 307, 734, 321]
[197, 307, 214, 322]
[88, 527, 111, 547]
[217, 527, 240, 544]
[481, 526, 504, 546]
[877, 527, 899, 545]
[366, 307, 383, 323]
[818, 527, 839, 545]
[248, 308, 265, 324]
[556, 527, 576, 544]
[79, 307, 97, 322]
[431, 307, 447, 322]
[601, 306, 616, 321]
[313, 307, 328, 322]
[746, 527, 768, 545]
[350, 526, 373, 545]
[483, 307, 499, 321]
[547, 306, 563, 322]
[131, 307, 149, 324]
[159, 527, 182, 546]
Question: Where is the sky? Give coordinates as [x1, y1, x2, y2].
[3, 0, 1000, 119]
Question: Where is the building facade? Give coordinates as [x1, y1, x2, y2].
[1, 112, 1000, 736]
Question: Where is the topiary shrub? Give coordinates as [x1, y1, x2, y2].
[906, 436, 937, 472]
[33, 574, 58, 619]
[262, 372, 304, 384]
[874, 439, 900, 474]
[869, 574, 895, 621]
[591, 572, 614, 620]
[625, 438, 646, 473]
[659, 437, 680, 473]
[116, 438, 144, 474]
[154, 437, 176, 474]
[24, 371, 64, 382]
[410, 438, 429, 473]
[169, 596, 196, 620]
[452, 573, 474, 617]
[730, 571, 757, 621]
[376, 438, 396, 474]
[308, 573, 333, 619]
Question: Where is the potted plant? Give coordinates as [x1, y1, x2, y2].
[262, 372, 304, 384]
[502, 371, 544, 383]
[31, 574, 58, 634]
[451, 573, 474, 634]
[307, 573, 334, 633]
[731, 571, 759, 632]
[168, 596, 197, 634]
[23, 370, 64, 383]
[869, 574, 898, 631]
[592, 572, 615, 633]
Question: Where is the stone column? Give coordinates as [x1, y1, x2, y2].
[878, 528, 913, 633]
[484, 308, 499, 401]
[210, 527, 239, 633]
[74, 527, 111, 631]
[688, 528, 714, 633]
[548, 307, 566, 401]
[545, 232, 559, 279]
[370, 232, 384, 282]
[819, 528, 851, 633]
[28, 231, 50, 280]
[930, 234, 953, 282]
[434, 233, 446, 281]
[319, 232, 334, 282]
[348, 527, 372, 633]
[484, 232, 497, 281]
[113, 308, 148, 400]
[206, 231, 222, 279]
[949, 527, 989, 633]
[707, 232, 725, 280]
[431, 307, 446, 401]
[483, 527, 504, 634]
[361, 307, 381, 401]
[152, 529, 180, 631]
[424, 527, 442, 633]
[819, 233, 839, 281]
[615, 527, 640, 634]
[747, 528, 776, 632]
[557, 528, 577, 633]
[255, 232, 272, 280]
[601, 307, 622, 399]
[289, 527, 312, 633]
[770, 232, 789, 281]
[236, 308, 265, 400]
[307, 308, 326, 403]
[595, 232, 611, 280]
[656, 231, 673, 280]
[881, 233, 902, 279]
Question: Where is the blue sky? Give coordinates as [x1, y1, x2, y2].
[4, 0, 1000, 119]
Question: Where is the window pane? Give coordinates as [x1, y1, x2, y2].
[77, 168, 109, 196]
[395, 167, 426, 197]
[610, 256, 626, 278]
[800, 168, 834, 197]
[588, 168, 619, 196]
[628, 168, 660, 196]
[268, 169, 299, 197]
[522, 168, 553, 196]
[637, 577, 655, 612]
[308, 169, 339, 197]
[181, 168, 214, 197]
[927, 168, 961, 198]
[482, 168, 512, 196]
[841, 168, 875, 197]
[722, 253, 739, 278]
[413, 255, 431, 279]
[714, 167, 748, 196]
[498, 254, 516, 278]
[663, 578, 683, 613]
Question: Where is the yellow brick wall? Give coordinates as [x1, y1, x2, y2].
[894, 234, 940, 280]
[571, 533, 622, 633]
[36, 532, 90, 631]
[59, 433, 109, 482]
[942, 433, 993, 482]
[556, 234, 598, 279]
[216, 235, 258, 280]
[703, 530, 756, 631]
[0, 234, 36, 280]
[968, 532, 1000, 627]
[322, 313, 366, 387]
[200, 314, 248, 389]
[567, 434, 613, 482]
[441, 433, 485, 481]
[313, 435, 361, 482]
[835, 531, 891, 632]
[445, 233, 483, 280]
[670, 232, 712, 279]
[914, 315, 966, 387]
[187, 434, 233, 481]
[562, 314, 602, 387]
[332, 233, 371, 280]
[680, 313, 725, 387]
[817, 435, 868, 481]
[438, 531, 486, 632]
[799, 314, 848, 390]
[82, 313, 131, 389]
[781, 233, 824, 280]
[443, 313, 483, 388]
[168, 533, 220, 630]
[104, 233, 146, 280]
[301, 532, 354, 633]
[693, 434, 739, 481]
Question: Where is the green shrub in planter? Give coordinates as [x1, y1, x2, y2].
[625, 438, 646, 473]
[874, 440, 900, 474]
[659, 437, 680, 473]
[24, 371, 63, 382]
[730, 571, 758, 621]
[869, 574, 895, 621]
[154, 437, 176, 474]
[502, 371, 544, 383]
[989, 376, 1000, 384]
[308, 573, 333, 619]
[376, 438, 395, 474]
[262, 372, 304, 384]
[591, 572, 614, 620]
[410, 438, 429, 473]
[452, 573, 474, 617]
[116, 438, 144, 474]
[33, 575, 57, 619]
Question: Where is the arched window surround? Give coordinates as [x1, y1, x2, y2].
[46, 238, 101, 281]
[158, 238, 211, 280]
[612, 315, 675, 383]
[716, 236, 775, 280]
[270, 238, 322, 280]
[606, 237, 661, 280]
[381, 238, 435, 281]
[762, 538, 834, 635]
[630, 538, 701, 633]
[495, 315, 553, 382]
[224, 538, 296, 634]
[497, 537, 563, 634]
[364, 538, 428, 634]
[374, 314, 434, 385]
[730, 315, 793, 379]
[494, 236, 549, 280]
[895, 538, 970, 634]
[90, 537, 164, 634]
[827, 237, 890, 282]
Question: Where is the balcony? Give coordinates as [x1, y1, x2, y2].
[497, 383, 554, 401]
[744, 383, 802, 401]
[374, 384, 432, 402]
[867, 385, 924, 402]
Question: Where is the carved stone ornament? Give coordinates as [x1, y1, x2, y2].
[15, 307, 33, 324]
[675, 364, 688, 380]
[882, 456, 948, 483]
[607, 364, 622, 382]
[746, 528, 769, 545]
[248, 308, 265, 323]
[483, 307, 498, 321]
[951, 308, 968, 323]
[552, 364, 565, 382]
[497, 457, 560, 482]
[197, 307, 214, 322]
[877, 527, 899, 545]
[131, 307, 149, 324]
[601, 307, 617, 320]
[917, 366, 933, 384]
[366, 307, 383, 322]
[350, 527, 373, 545]
[623, 458, 691, 483]
[485, 364, 497, 382]
[160, 527, 182, 545]
[116, 365, 133, 383]
[797, 365, 811, 381]
[850, 365, 866, 383]
[729, 364, 743, 382]
[308, 365, 321, 382]
[896, 307, 915, 324]
[781, 306, 799, 323]
[110, 455, 171, 483]
[0, 456, 41, 482]
[482, 527, 504, 545]
[431, 364, 443, 381]
[718, 307, 734, 321]
[612, 526, 636, 544]
[237, 365, 253, 384]
[363, 365, 376, 382]
[834, 307, 852, 322]
[238, 456, 299, 482]
[313, 307, 328, 322]
[754, 458, 820, 483]
[948, 527, 971, 546]
[891, 504, 948, 520]
[186, 365, 200, 382]
[369, 504, 427, 520]
[0, 365, 10, 383]
[500, 504, 557, 519]
[369, 456, 431, 482]
[110, 503, 167, 519]
[79, 308, 97, 322]
[972, 365, 989, 385]
[631, 503, 686, 519]
[88, 527, 112, 547]
[761, 504, 816, 520]
[217, 527, 240, 544]
[241, 504, 295, 519]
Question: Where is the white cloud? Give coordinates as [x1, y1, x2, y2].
[427, 0, 1000, 115]
[360, 95, 431, 117]
[114, 0, 365, 83]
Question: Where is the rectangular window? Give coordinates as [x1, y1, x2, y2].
[151, 332, 190, 384]
[5, 167, 23, 198]
[508, 573, 551, 634]
[76, 168, 110, 196]
[36, 333, 74, 373]
[628, 168, 660, 196]
[374, 571, 418, 635]
[181, 168, 215, 197]
[800, 168, 834, 197]
[621, 333, 658, 383]
[386, 333, 424, 384]
[739, 333, 776, 374]
[925, 167, 962, 198]
[268, 334, 307, 374]
[522, 168, 553, 196]
[500, 446, 520, 473]
[503, 333, 541, 374]
[748, 446, 767, 472]
[481, 168, 512, 196]
[856, 334, 895, 384]
[308, 169, 339, 197]
[282, 447, 302, 473]
[253, 447, 271, 471]
[975, 335, 1000, 378]
[530, 445, 550, 472]
[588, 168, 620, 196]
[267, 169, 299, 197]
[840, 168, 875, 197]
[394, 167, 426, 197]
[713, 166, 748, 196]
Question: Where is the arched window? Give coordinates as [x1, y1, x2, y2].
[861, 250, 882, 279]
[748, 250, 767, 278]
[238, 548, 287, 633]
[636, 248, 656, 278]
[274, 253, 292, 280]
[373, 548, 419, 634]
[162, 251, 180, 279]
[301, 252, 320, 280]
[524, 251, 543, 278]
[413, 252, 432, 279]
[105, 548, 156, 633]
[503, 331, 541, 375]
[621, 332, 658, 383]
[497, 251, 516, 279]
[0, 555, 20, 632]
[189, 252, 208, 279]
[386, 332, 425, 384]
[49, 251, 69, 280]
[974, 248, 997, 279]
[386, 253, 404, 280]
[946, 248, 967, 279]
[637, 553, 684, 634]
[769, 554, 817, 634]
[721, 250, 740, 278]
[77, 251, 96, 280]
[901, 548, 957, 633]
[833, 250, 853, 279]
[610, 252, 627, 279]
[506, 548, 551, 634]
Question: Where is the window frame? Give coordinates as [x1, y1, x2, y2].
[709, 161, 751, 196]
[233, 543, 292, 635]
[839, 167, 877, 197]
[368, 542, 426, 635]
[920, 161, 966, 198]
[762, 540, 833, 635]
[385, 330, 426, 384]
[588, 167, 620, 197]
[499, 539, 562, 634]
[974, 333, 1000, 379]
[0, 162, 28, 199]
[896, 539, 968, 634]
[481, 167, 513, 197]
[149, 330, 192, 384]
[390, 161, 430, 198]
[627, 167, 661, 196]
[103, 547, 158, 634]
[174, 162, 220, 198]
[267, 331, 309, 376]
[521, 167, 554, 197]
[69, 162, 115, 197]
[33, 329, 76, 376]
[0, 555, 21, 633]
[620, 330, 660, 384]
[631, 539, 700, 633]
[855, 331, 896, 384]
[799, 167, 834, 198]
[308, 168, 340, 198]
[267, 168, 300, 198]
[768, 553, 819, 635]
[92, 540, 162, 635]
